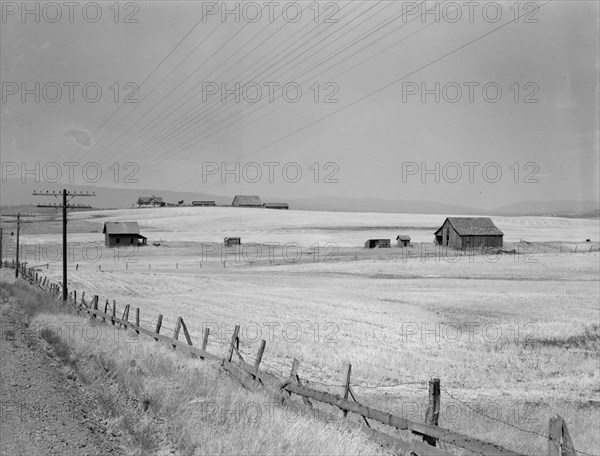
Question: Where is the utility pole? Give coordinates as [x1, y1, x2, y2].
[0, 227, 3, 269]
[33, 189, 95, 301]
[15, 214, 20, 278]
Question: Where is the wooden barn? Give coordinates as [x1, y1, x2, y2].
[364, 239, 391, 249]
[137, 196, 165, 207]
[192, 201, 216, 207]
[224, 237, 241, 246]
[232, 195, 262, 207]
[434, 217, 503, 249]
[103, 222, 147, 248]
[263, 202, 289, 210]
[396, 235, 411, 247]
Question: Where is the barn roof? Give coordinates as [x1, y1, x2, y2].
[435, 217, 503, 236]
[396, 235, 411, 241]
[103, 222, 141, 235]
[232, 195, 262, 206]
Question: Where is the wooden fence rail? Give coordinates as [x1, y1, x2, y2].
[3, 260, 582, 456]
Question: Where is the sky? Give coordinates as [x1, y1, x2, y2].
[1, 0, 599, 209]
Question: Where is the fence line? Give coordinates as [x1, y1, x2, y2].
[5, 260, 592, 456]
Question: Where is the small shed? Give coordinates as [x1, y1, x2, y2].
[396, 235, 411, 247]
[192, 201, 216, 207]
[263, 202, 289, 210]
[224, 237, 241, 247]
[434, 217, 503, 249]
[232, 195, 262, 207]
[103, 222, 147, 248]
[364, 239, 391, 249]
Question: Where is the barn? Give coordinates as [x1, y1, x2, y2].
[364, 239, 391, 248]
[224, 237, 241, 246]
[434, 217, 503, 249]
[263, 202, 289, 210]
[103, 222, 147, 248]
[232, 195, 262, 207]
[396, 235, 411, 247]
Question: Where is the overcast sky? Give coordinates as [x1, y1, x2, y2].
[1, 1, 598, 208]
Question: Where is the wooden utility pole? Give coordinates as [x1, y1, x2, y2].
[33, 189, 95, 301]
[15, 214, 20, 278]
[0, 227, 3, 269]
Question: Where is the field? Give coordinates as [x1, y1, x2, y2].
[10, 207, 600, 455]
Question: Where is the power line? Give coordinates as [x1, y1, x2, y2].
[171, 0, 553, 190]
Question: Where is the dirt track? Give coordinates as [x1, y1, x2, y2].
[0, 270, 125, 456]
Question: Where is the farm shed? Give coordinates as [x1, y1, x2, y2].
[137, 196, 165, 207]
[396, 235, 411, 247]
[434, 217, 503, 249]
[263, 202, 289, 210]
[103, 222, 147, 248]
[232, 195, 262, 207]
[224, 237, 241, 246]
[192, 201, 216, 206]
[364, 239, 391, 249]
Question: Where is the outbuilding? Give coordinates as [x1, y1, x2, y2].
[434, 217, 503, 249]
[224, 237, 241, 246]
[263, 202, 289, 210]
[103, 222, 147, 248]
[364, 239, 391, 249]
[192, 201, 216, 206]
[137, 196, 165, 207]
[396, 235, 411, 247]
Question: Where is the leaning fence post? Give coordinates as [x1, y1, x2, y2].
[92, 295, 99, 318]
[155, 314, 163, 339]
[173, 317, 182, 340]
[423, 378, 441, 446]
[253, 340, 266, 376]
[227, 324, 240, 362]
[103, 300, 109, 323]
[111, 300, 116, 325]
[342, 363, 352, 418]
[122, 304, 130, 329]
[560, 416, 576, 456]
[180, 318, 193, 346]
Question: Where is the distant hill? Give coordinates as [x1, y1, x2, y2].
[1, 179, 598, 218]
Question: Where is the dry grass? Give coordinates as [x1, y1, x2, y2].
[30, 311, 393, 456]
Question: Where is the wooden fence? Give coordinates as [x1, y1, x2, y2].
[4, 260, 583, 456]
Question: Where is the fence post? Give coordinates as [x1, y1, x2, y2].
[253, 340, 266, 376]
[342, 363, 352, 418]
[173, 317, 182, 340]
[548, 415, 562, 456]
[92, 295, 99, 318]
[201, 328, 210, 359]
[561, 416, 576, 456]
[155, 314, 163, 338]
[227, 324, 240, 362]
[180, 318, 193, 346]
[135, 308, 140, 334]
[111, 300, 116, 325]
[423, 378, 441, 446]
[122, 305, 130, 329]
[103, 300, 109, 323]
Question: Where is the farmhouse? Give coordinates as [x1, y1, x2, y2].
[192, 201, 216, 207]
[232, 195, 262, 207]
[364, 239, 391, 249]
[103, 222, 147, 248]
[224, 237, 241, 246]
[263, 202, 289, 210]
[396, 235, 411, 247]
[434, 217, 503, 249]
[137, 196, 165, 207]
